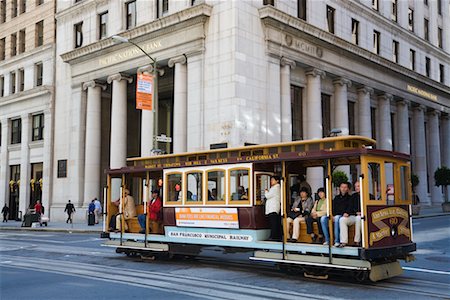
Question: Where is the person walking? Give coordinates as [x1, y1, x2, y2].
[2, 204, 9, 222]
[64, 200, 76, 224]
[93, 198, 102, 224]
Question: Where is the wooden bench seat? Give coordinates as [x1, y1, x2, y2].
[288, 220, 356, 245]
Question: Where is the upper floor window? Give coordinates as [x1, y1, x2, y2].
[408, 8, 414, 32]
[391, 0, 397, 22]
[35, 20, 44, 47]
[297, 0, 306, 21]
[392, 40, 399, 63]
[12, 0, 18, 18]
[11, 118, 21, 144]
[11, 33, 17, 56]
[20, 0, 26, 14]
[373, 30, 380, 54]
[439, 64, 444, 84]
[409, 49, 416, 71]
[10, 71, 16, 94]
[437, 0, 442, 14]
[74, 22, 83, 48]
[438, 27, 443, 49]
[351, 18, 359, 45]
[126, 1, 136, 29]
[263, 0, 274, 5]
[0, 37, 5, 60]
[424, 0, 428, 6]
[32, 113, 44, 141]
[18, 68, 24, 92]
[36, 0, 44, 5]
[424, 18, 429, 41]
[35, 62, 43, 86]
[326, 5, 335, 34]
[372, 0, 378, 11]
[162, 0, 169, 14]
[0, 0, 6, 23]
[19, 29, 25, 53]
[0, 75, 4, 97]
[98, 11, 108, 39]
[425, 57, 430, 77]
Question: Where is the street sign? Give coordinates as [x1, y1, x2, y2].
[155, 134, 172, 143]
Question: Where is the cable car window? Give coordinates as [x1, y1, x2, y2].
[400, 165, 409, 202]
[167, 173, 182, 202]
[385, 162, 395, 205]
[255, 174, 271, 205]
[187, 172, 203, 202]
[207, 170, 225, 201]
[368, 163, 381, 200]
[230, 169, 249, 201]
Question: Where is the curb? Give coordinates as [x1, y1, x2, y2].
[0, 227, 102, 233]
[412, 213, 450, 219]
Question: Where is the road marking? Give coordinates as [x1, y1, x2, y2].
[403, 267, 450, 275]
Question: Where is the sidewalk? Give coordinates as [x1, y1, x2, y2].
[0, 219, 103, 233]
[412, 204, 450, 219]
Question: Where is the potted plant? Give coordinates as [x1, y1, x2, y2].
[411, 174, 420, 215]
[434, 166, 450, 212]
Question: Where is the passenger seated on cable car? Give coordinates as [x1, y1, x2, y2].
[173, 183, 182, 201]
[338, 181, 362, 247]
[287, 187, 313, 243]
[210, 188, 218, 200]
[320, 182, 351, 246]
[306, 187, 327, 243]
[109, 189, 137, 232]
[233, 186, 248, 200]
[138, 189, 162, 234]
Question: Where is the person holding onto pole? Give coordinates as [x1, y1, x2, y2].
[138, 189, 162, 234]
[265, 175, 282, 241]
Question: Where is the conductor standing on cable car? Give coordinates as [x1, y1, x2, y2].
[265, 175, 282, 241]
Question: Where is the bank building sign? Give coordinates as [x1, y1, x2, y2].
[99, 40, 163, 66]
[285, 34, 323, 58]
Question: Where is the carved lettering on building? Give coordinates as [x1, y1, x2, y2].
[99, 40, 162, 66]
[285, 35, 323, 58]
[407, 84, 438, 101]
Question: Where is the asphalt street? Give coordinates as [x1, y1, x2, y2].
[0, 216, 449, 300]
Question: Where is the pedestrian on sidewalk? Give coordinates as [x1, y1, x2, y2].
[65, 200, 76, 224]
[2, 204, 9, 222]
[93, 198, 102, 224]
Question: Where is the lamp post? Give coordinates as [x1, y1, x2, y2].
[111, 35, 159, 152]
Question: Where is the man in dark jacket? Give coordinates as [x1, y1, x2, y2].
[338, 181, 362, 247]
[2, 204, 9, 222]
[64, 200, 75, 223]
[320, 182, 352, 246]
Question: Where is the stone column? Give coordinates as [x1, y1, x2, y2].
[107, 74, 132, 169]
[280, 58, 296, 142]
[357, 86, 373, 138]
[82, 81, 106, 205]
[19, 114, 30, 215]
[377, 93, 393, 151]
[137, 66, 156, 157]
[186, 52, 204, 152]
[305, 68, 325, 193]
[333, 78, 352, 135]
[413, 105, 428, 205]
[0, 118, 9, 209]
[41, 109, 53, 216]
[441, 115, 450, 168]
[427, 110, 442, 204]
[168, 55, 188, 153]
[396, 100, 410, 154]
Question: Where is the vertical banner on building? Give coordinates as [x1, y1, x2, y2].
[136, 73, 153, 111]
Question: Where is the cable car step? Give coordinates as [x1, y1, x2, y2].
[102, 240, 169, 252]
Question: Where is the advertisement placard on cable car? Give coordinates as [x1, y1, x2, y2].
[367, 205, 411, 247]
[175, 207, 239, 229]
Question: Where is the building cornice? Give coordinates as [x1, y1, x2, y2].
[55, 0, 107, 21]
[259, 6, 450, 96]
[60, 4, 212, 64]
[0, 86, 52, 108]
[0, 44, 55, 69]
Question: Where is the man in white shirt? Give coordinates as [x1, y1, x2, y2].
[94, 198, 102, 224]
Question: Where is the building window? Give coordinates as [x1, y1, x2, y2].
[35, 62, 43, 86]
[424, 0, 428, 5]
[373, 30, 380, 54]
[10, 71, 16, 94]
[191, 0, 195, 5]
[392, 40, 399, 63]
[12, 0, 17, 18]
[19, 0, 26, 14]
[425, 57, 430, 77]
[19, 29, 25, 53]
[18, 68, 24, 92]
[0, 37, 5, 60]
[35, 20, 44, 47]
[291, 85, 303, 141]
[372, 0, 378, 11]
[32, 113, 44, 141]
[439, 64, 444, 84]
[11, 118, 21, 144]
[409, 49, 415, 70]
[36, 0, 44, 5]
[371, 107, 377, 141]
[321, 94, 331, 137]
[11, 33, 17, 56]
[424, 18, 429, 41]
[126, 1, 136, 29]
[326, 6, 335, 34]
[408, 8, 414, 32]
[348, 101, 355, 135]
[57, 160, 67, 178]
[162, 0, 168, 13]
[351, 18, 359, 45]
[98, 11, 108, 39]
[298, 0, 306, 20]
[1, 0, 6, 23]
[263, 0, 274, 5]
[74, 22, 83, 48]
[438, 27, 443, 48]
[437, 0, 442, 15]
[391, 0, 397, 22]
[0, 75, 4, 97]
[391, 113, 396, 150]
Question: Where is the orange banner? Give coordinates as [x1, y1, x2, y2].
[136, 73, 153, 111]
[175, 207, 239, 229]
